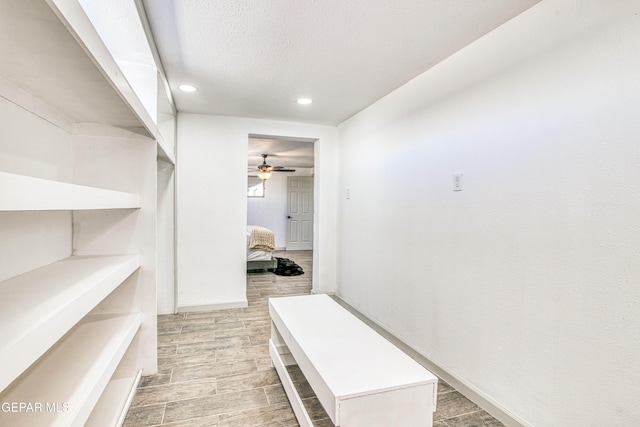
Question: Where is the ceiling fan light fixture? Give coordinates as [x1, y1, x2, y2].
[258, 154, 272, 180]
[258, 170, 272, 180]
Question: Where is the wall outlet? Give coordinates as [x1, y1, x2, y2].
[453, 173, 463, 191]
[346, 188, 351, 199]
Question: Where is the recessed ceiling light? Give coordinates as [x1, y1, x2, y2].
[296, 98, 312, 105]
[179, 84, 197, 93]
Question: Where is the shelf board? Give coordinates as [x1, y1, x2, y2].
[85, 369, 142, 427]
[0, 254, 140, 392]
[0, 313, 141, 427]
[0, 172, 140, 211]
[0, 0, 171, 142]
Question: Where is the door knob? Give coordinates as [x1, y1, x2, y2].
[287, 216, 291, 219]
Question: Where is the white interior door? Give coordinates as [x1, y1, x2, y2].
[286, 176, 313, 250]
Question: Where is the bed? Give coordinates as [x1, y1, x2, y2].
[247, 225, 277, 271]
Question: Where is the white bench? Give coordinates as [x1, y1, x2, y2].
[269, 294, 438, 427]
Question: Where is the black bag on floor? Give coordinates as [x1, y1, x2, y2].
[274, 257, 304, 276]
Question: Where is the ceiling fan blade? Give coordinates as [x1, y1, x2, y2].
[253, 155, 296, 172]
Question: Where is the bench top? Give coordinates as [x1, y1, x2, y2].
[269, 294, 437, 399]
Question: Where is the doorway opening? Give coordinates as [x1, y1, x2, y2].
[246, 134, 316, 280]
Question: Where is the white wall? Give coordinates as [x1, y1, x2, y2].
[177, 114, 338, 310]
[248, 168, 314, 249]
[336, 1, 640, 426]
[0, 97, 73, 282]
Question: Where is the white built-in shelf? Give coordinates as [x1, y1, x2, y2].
[156, 133, 176, 164]
[84, 369, 142, 427]
[0, 0, 178, 164]
[0, 0, 160, 424]
[0, 313, 141, 427]
[0, 172, 140, 211]
[0, 254, 140, 392]
[0, 0, 149, 138]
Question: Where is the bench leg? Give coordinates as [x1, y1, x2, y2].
[269, 339, 316, 427]
[271, 323, 296, 365]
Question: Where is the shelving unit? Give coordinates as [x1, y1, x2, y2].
[0, 254, 140, 392]
[0, 314, 141, 427]
[0, 0, 175, 424]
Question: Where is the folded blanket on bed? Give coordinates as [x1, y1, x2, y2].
[249, 226, 275, 251]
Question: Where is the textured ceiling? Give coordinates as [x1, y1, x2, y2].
[142, 0, 540, 126]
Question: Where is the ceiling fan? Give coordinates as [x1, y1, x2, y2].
[256, 154, 295, 179]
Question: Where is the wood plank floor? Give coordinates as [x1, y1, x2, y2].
[123, 250, 504, 426]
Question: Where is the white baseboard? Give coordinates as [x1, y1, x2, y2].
[331, 295, 530, 427]
[177, 299, 248, 313]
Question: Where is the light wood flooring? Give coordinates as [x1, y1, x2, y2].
[124, 250, 504, 426]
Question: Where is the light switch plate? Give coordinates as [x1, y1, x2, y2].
[453, 174, 463, 191]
